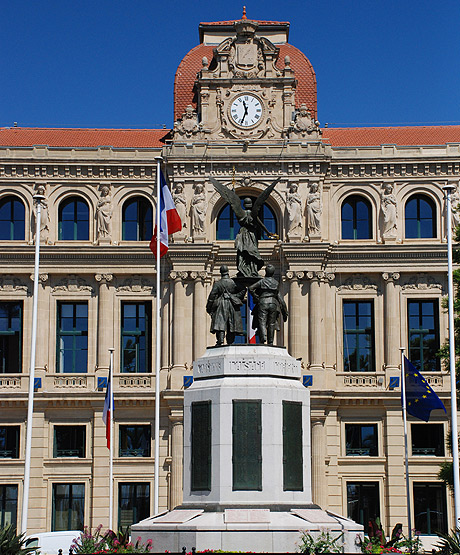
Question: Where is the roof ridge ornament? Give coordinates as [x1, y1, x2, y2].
[241, 6, 247, 20]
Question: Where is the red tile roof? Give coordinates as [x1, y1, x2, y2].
[322, 126, 460, 147]
[200, 20, 289, 26]
[0, 127, 167, 148]
[173, 42, 317, 121]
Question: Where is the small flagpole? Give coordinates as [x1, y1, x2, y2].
[154, 156, 162, 515]
[400, 347, 412, 541]
[443, 184, 460, 527]
[109, 348, 114, 531]
[21, 192, 44, 535]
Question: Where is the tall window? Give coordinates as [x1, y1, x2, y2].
[0, 485, 18, 527]
[347, 482, 379, 527]
[58, 197, 89, 240]
[53, 426, 86, 458]
[119, 425, 151, 457]
[216, 197, 277, 240]
[343, 300, 375, 372]
[57, 302, 88, 373]
[0, 302, 22, 374]
[0, 426, 20, 458]
[341, 196, 372, 240]
[413, 482, 447, 534]
[345, 424, 378, 456]
[122, 197, 153, 241]
[121, 302, 151, 373]
[408, 300, 440, 372]
[411, 424, 444, 456]
[405, 194, 436, 238]
[0, 197, 25, 240]
[118, 483, 150, 530]
[52, 483, 85, 531]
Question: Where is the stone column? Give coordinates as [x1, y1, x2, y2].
[286, 271, 304, 359]
[191, 271, 208, 360]
[308, 272, 334, 370]
[171, 271, 189, 372]
[382, 272, 401, 371]
[311, 416, 327, 508]
[95, 274, 114, 374]
[169, 410, 184, 509]
[35, 273, 49, 371]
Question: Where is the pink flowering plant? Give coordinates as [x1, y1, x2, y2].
[358, 520, 421, 554]
[71, 526, 153, 554]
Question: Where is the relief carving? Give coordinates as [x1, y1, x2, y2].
[32, 183, 50, 243]
[449, 185, 460, 233]
[380, 183, 397, 238]
[96, 184, 113, 240]
[173, 105, 202, 139]
[305, 182, 322, 238]
[338, 274, 378, 291]
[190, 183, 207, 235]
[289, 104, 322, 140]
[172, 183, 187, 233]
[0, 276, 29, 293]
[285, 183, 302, 239]
[402, 273, 443, 290]
[53, 275, 94, 294]
[116, 275, 154, 293]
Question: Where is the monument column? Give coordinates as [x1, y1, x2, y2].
[311, 415, 327, 508]
[171, 271, 189, 372]
[382, 272, 401, 371]
[286, 271, 304, 359]
[192, 271, 208, 360]
[95, 273, 114, 374]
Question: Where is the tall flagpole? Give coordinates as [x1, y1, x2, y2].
[109, 348, 114, 531]
[21, 192, 45, 534]
[443, 184, 460, 527]
[154, 156, 162, 515]
[400, 347, 412, 541]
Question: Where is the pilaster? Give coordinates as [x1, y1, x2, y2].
[382, 272, 400, 371]
[95, 273, 114, 374]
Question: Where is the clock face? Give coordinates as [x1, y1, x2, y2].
[230, 94, 263, 128]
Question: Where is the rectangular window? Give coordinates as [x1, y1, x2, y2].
[119, 425, 151, 457]
[56, 302, 88, 373]
[232, 400, 262, 491]
[191, 402, 211, 491]
[118, 483, 150, 531]
[343, 300, 375, 372]
[411, 423, 444, 456]
[283, 401, 303, 491]
[413, 482, 447, 534]
[52, 483, 85, 531]
[347, 482, 380, 526]
[53, 426, 86, 458]
[0, 485, 18, 527]
[121, 302, 151, 373]
[408, 300, 440, 372]
[0, 302, 22, 373]
[0, 426, 20, 458]
[345, 424, 378, 456]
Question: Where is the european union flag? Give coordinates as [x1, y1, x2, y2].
[403, 356, 446, 422]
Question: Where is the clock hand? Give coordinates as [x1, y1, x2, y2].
[240, 102, 249, 125]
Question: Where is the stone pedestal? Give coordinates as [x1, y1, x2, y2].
[133, 345, 362, 552]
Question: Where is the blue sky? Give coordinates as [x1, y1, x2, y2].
[1, 0, 459, 129]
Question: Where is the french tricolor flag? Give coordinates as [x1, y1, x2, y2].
[247, 292, 257, 344]
[150, 170, 182, 258]
[102, 375, 112, 449]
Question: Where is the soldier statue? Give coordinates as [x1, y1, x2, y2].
[206, 265, 246, 345]
[248, 264, 288, 345]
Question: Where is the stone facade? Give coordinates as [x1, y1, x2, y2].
[0, 15, 459, 545]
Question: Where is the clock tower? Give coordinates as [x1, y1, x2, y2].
[172, 15, 321, 142]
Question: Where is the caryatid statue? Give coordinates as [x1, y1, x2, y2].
[210, 177, 280, 278]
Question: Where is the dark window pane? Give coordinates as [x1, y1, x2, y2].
[54, 426, 86, 458]
[345, 424, 378, 456]
[405, 195, 436, 239]
[52, 483, 85, 531]
[191, 402, 211, 491]
[342, 196, 372, 240]
[413, 482, 447, 534]
[347, 482, 379, 526]
[343, 300, 375, 372]
[57, 303, 88, 373]
[121, 302, 151, 373]
[232, 400, 262, 491]
[408, 300, 440, 372]
[411, 424, 444, 456]
[0, 302, 22, 374]
[0, 427, 20, 458]
[122, 198, 153, 241]
[118, 483, 150, 531]
[0, 485, 18, 527]
[0, 197, 25, 240]
[216, 197, 277, 240]
[283, 401, 303, 491]
[58, 198, 89, 240]
[119, 425, 151, 457]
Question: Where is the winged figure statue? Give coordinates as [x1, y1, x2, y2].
[210, 177, 280, 277]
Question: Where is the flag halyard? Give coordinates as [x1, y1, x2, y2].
[403, 356, 446, 422]
[150, 170, 181, 258]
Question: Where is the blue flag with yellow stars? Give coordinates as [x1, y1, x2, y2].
[403, 356, 446, 422]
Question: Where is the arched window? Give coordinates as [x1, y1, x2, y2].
[405, 194, 436, 239]
[0, 197, 25, 240]
[341, 195, 372, 240]
[122, 197, 153, 241]
[58, 197, 89, 240]
[216, 196, 277, 240]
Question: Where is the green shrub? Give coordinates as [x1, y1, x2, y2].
[0, 525, 37, 555]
